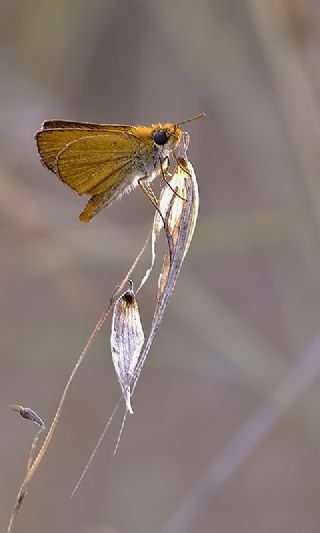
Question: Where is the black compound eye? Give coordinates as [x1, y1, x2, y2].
[153, 130, 169, 145]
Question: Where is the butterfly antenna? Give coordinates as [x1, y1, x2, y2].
[176, 112, 206, 127]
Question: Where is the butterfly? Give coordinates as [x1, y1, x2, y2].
[35, 113, 204, 222]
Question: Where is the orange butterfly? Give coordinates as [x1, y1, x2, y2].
[35, 113, 204, 221]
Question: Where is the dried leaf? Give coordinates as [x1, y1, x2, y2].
[110, 280, 144, 413]
[132, 135, 199, 392]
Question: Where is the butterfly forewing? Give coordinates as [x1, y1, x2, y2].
[35, 128, 117, 172]
[55, 134, 137, 195]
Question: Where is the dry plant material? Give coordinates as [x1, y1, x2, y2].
[7, 124, 201, 528]
[6, 234, 150, 531]
[132, 135, 199, 395]
[111, 280, 144, 413]
[10, 404, 45, 428]
[7, 405, 45, 533]
[72, 134, 200, 493]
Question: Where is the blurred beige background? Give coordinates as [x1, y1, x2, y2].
[2, 0, 320, 532]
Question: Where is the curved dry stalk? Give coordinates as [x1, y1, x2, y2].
[8, 131, 200, 524]
[6, 229, 151, 533]
[70, 398, 123, 498]
[71, 144, 200, 492]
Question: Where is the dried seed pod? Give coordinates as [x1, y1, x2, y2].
[10, 404, 45, 429]
[110, 280, 144, 413]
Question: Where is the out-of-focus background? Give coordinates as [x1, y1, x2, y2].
[2, 0, 320, 532]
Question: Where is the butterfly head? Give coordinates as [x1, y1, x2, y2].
[152, 123, 183, 154]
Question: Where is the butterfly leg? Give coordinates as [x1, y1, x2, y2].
[159, 158, 186, 202]
[138, 176, 174, 262]
[138, 177, 164, 225]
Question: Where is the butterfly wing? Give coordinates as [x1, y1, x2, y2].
[55, 133, 137, 195]
[35, 122, 152, 222]
[79, 191, 117, 222]
[35, 124, 136, 172]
